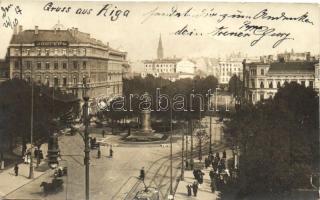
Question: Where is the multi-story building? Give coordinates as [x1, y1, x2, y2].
[7, 25, 127, 102]
[0, 59, 9, 83]
[218, 53, 245, 84]
[315, 62, 320, 93]
[244, 61, 318, 104]
[142, 35, 181, 81]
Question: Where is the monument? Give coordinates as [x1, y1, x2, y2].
[124, 109, 164, 142]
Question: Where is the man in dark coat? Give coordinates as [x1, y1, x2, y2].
[14, 164, 19, 176]
[192, 181, 198, 197]
[140, 167, 145, 181]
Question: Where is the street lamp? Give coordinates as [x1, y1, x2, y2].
[29, 63, 34, 179]
[169, 97, 173, 197]
[82, 78, 90, 200]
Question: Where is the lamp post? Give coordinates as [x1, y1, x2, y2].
[82, 79, 90, 200]
[181, 122, 185, 181]
[169, 97, 173, 197]
[29, 64, 34, 179]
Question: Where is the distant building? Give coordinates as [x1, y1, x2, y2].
[0, 59, 9, 83]
[277, 49, 311, 62]
[7, 24, 127, 102]
[315, 62, 320, 92]
[218, 52, 245, 84]
[244, 61, 318, 104]
[142, 35, 185, 81]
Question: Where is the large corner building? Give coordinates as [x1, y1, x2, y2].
[7, 25, 127, 102]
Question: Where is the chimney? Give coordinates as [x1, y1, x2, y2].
[18, 25, 23, 34]
[13, 25, 17, 35]
[35, 26, 38, 34]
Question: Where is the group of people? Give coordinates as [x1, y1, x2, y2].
[186, 181, 199, 197]
[186, 150, 231, 197]
[208, 151, 230, 193]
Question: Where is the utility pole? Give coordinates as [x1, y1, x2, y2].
[209, 114, 212, 154]
[29, 64, 34, 179]
[169, 98, 173, 196]
[181, 123, 185, 181]
[83, 80, 90, 200]
[185, 123, 188, 169]
[190, 120, 194, 169]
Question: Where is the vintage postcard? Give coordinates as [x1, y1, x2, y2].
[0, 1, 319, 200]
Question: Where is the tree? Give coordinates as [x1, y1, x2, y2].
[225, 82, 318, 197]
[0, 79, 78, 155]
[228, 75, 242, 98]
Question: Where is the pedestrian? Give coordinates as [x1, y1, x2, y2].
[14, 163, 19, 176]
[97, 146, 101, 159]
[109, 146, 113, 158]
[223, 150, 227, 159]
[205, 157, 209, 168]
[140, 167, 145, 181]
[102, 130, 105, 138]
[186, 184, 192, 196]
[198, 171, 204, 184]
[209, 169, 215, 180]
[192, 181, 198, 197]
[210, 179, 216, 193]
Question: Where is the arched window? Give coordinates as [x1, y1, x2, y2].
[260, 81, 264, 89]
[268, 81, 273, 88]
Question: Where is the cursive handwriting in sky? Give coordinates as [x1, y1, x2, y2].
[0, 1, 319, 60]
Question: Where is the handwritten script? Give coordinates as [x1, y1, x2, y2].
[142, 6, 314, 48]
[0, 2, 22, 29]
[43, 2, 130, 22]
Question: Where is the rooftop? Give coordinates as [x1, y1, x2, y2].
[268, 61, 317, 74]
[10, 26, 124, 53]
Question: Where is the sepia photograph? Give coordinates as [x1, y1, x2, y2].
[0, 0, 319, 200]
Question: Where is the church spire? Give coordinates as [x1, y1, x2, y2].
[157, 34, 164, 59]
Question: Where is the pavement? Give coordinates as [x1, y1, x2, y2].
[174, 150, 233, 200]
[0, 144, 49, 199]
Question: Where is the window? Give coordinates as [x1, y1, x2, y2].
[54, 62, 58, 70]
[37, 49, 41, 56]
[62, 49, 67, 55]
[261, 69, 264, 75]
[260, 81, 264, 88]
[14, 61, 19, 69]
[73, 77, 77, 84]
[268, 81, 273, 88]
[62, 62, 67, 69]
[15, 49, 19, 56]
[277, 81, 281, 88]
[37, 62, 41, 69]
[45, 62, 50, 69]
[301, 81, 305, 87]
[83, 61, 87, 69]
[26, 49, 30, 56]
[260, 94, 264, 101]
[26, 61, 31, 70]
[45, 77, 49, 86]
[54, 77, 59, 86]
[73, 61, 78, 69]
[73, 49, 77, 56]
[63, 77, 67, 86]
[309, 81, 313, 88]
[109, 75, 111, 80]
[45, 49, 50, 56]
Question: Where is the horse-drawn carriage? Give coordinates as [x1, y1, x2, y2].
[40, 178, 64, 195]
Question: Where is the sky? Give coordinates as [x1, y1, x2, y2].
[0, 1, 319, 61]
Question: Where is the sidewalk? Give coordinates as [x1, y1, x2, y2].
[0, 144, 49, 199]
[175, 149, 233, 200]
[175, 168, 220, 200]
